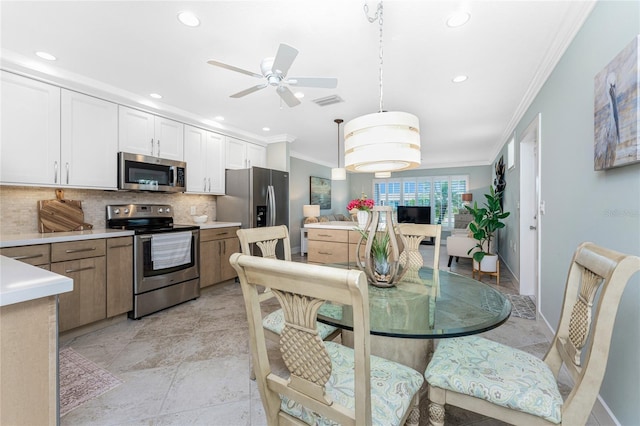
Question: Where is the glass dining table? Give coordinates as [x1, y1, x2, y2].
[317, 264, 512, 374]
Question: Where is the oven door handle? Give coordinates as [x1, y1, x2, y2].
[139, 235, 152, 240]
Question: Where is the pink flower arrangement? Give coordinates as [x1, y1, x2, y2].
[347, 194, 375, 213]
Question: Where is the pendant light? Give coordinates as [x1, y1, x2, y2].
[344, 1, 421, 173]
[331, 118, 346, 180]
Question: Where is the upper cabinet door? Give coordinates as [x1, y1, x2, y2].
[184, 125, 207, 193]
[118, 106, 155, 156]
[206, 131, 225, 194]
[61, 90, 118, 189]
[1, 71, 61, 186]
[225, 137, 247, 169]
[246, 143, 266, 169]
[154, 116, 184, 161]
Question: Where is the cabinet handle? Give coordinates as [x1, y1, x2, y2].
[215, 232, 229, 236]
[318, 234, 333, 237]
[203, 177, 207, 192]
[54, 161, 58, 183]
[66, 162, 70, 184]
[11, 253, 44, 261]
[65, 247, 97, 254]
[109, 243, 133, 249]
[208, 177, 211, 192]
[65, 266, 95, 273]
[150, 138, 154, 156]
[318, 251, 333, 255]
[157, 140, 161, 157]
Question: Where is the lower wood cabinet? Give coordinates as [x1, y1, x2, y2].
[106, 237, 133, 317]
[200, 227, 240, 288]
[0, 244, 50, 269]
[51, 239, 106, 332]
[307, 228, 363, 265]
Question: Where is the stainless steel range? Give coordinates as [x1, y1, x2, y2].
[106, 204, 200, 319]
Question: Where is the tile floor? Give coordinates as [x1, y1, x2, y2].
[60, 246, 599, 425]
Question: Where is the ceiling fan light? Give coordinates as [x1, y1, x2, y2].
[344, 111, 421, 173]
[331, 168, 346, 180]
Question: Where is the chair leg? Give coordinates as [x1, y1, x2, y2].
[428, 402, 445, 426]
[405, 394, 420, 426]
[447, 256, 453, 267]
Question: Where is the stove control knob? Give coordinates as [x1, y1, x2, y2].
[157, 208, 164, 214]
[165, 208, 171, 213]
[114, 208, 120, 215]
[123, 208, 130, 214]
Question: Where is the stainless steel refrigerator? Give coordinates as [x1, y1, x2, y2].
[217, 166, 290, 236]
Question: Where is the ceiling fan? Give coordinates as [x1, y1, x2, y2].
[207, 43, 338, 107]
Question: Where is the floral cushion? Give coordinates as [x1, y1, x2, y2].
[262, 309, 338, 339]
[425, 336, 562, 424]
[281, 341, 424, 425]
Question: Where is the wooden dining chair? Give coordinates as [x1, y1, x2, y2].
[230, 253, 425, 426]
[424, 242, 640, 425]
[398, 223, 442, 270]
[236, 226, 340, 379]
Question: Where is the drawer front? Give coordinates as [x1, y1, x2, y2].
[200, 227, 239, 242]
[0, 244, 50, 266]
[349, 230, 365, 244]
[51, 239, 106, 262]
[307, 228, 349, 243]
[308, 240, 349, 264]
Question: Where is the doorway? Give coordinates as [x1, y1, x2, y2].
[519, 114, 541, 311]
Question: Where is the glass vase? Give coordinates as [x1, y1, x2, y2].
[355, 206, 404, 287]
[356, 210, 369, 229]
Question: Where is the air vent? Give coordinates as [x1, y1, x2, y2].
[312, 95, 344, 107]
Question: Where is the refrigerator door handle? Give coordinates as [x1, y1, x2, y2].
[268, 185, 276, 226]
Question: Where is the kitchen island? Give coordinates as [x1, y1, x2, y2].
[304, 221, 363, 265]
[0, 255, 73, 425]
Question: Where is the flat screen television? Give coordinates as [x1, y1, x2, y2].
[397, 206, 431, 224]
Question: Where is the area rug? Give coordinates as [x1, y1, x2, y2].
[506, 294, 537, 320]
[59, 347, 122, 416]
[481, 293, 537, 320]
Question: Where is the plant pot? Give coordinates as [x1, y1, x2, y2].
[356, 210, 369, 229]
[474, 254, 498, 273]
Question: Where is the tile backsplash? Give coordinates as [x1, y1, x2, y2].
[0, 186, 217, 236]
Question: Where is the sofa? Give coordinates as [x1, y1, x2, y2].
[446, 211, 479, 267]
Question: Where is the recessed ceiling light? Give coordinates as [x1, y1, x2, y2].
[215, 116, 224, 121]
[262, 127, 270, 132]
[294, 92, 304, 99]
[149, 93, 162, 99]
[35, 51, 56, 61]
[452, 75, 468, 83]
[177, 11, 200, 27]
[446, 11, 471, 28]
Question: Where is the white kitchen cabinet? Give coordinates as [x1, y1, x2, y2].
[61, 89, 118, 189]
[118, 105, 184, 161]
[1, 71, 61, 186]
[225, 136, 266, 169]
[184, 125, 225, 194]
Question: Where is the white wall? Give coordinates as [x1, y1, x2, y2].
[504, 1, 639, 423]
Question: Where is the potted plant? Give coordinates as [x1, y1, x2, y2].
[465, 186, 510, 272]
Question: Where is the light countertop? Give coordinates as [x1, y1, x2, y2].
[0, 229, 134, 248]
[304, 221, 360, 230]
[0, 256, 73, 307]
[199, 222, 242, 229]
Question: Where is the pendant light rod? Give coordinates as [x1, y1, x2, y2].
[335, 118, 343, 168]
[364, 1, 384, 112]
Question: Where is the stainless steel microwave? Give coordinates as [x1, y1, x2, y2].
[118, 152, 186, 192]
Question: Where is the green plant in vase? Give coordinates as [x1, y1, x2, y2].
[358, 229, 391, 279]
[465, 186, 510, 264]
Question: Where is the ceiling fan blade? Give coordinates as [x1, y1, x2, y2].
[207, 60, 263, 78]
[286, 77, 338, 89]
[271, 43, 298, 77]
[276, 86, 301, 107]
[230, 83, 268, 98]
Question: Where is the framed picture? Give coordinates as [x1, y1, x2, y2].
[310, 176, 331, 209]
[594, 35, 639, 170]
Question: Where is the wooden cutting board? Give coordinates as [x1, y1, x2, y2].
[38, 189, 93, 233]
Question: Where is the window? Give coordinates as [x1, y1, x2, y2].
[373, 175, 469, 229]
